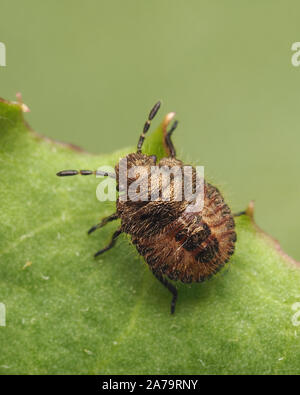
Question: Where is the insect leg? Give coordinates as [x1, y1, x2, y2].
[94, 228, 122, 258]
[152, 271, 178, 314]
[137, 101, 161, 153]
[234, 211, 246, 217]
[165, 120, 178, 158]
[88, 213, 119, 235]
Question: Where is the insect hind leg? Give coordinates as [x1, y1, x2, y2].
[152, 271, 178, 314]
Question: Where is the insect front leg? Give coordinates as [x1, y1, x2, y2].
[94, 228, 122, 258]
[152, 271, 178, 314]
[88, 213, 119, 235]
[165, 120, 178, 158]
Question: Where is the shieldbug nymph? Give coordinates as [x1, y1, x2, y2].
[57, 102, 237, 314]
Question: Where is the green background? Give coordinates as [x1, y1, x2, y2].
[1, 0, 300, 261]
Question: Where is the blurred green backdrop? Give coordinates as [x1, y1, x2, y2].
[1, 0, 300, 260]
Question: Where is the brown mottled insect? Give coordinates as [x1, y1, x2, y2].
[57, 102, 239, 314]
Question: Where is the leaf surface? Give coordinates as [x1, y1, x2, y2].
[0, 98, 300, 374]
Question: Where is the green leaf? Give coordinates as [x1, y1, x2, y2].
[142, 111, 175, 160]
[0, 97, 300, 375]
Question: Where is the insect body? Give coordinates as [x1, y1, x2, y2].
[57, 102, 236, 314]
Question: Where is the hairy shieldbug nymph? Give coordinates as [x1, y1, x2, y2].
[57, 102, 238, 314]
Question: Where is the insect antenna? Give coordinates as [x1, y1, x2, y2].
[56, 170, 116, 178]
[137, 101, 161, 153]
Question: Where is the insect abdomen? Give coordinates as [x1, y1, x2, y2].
[132, 183, 236, 283]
